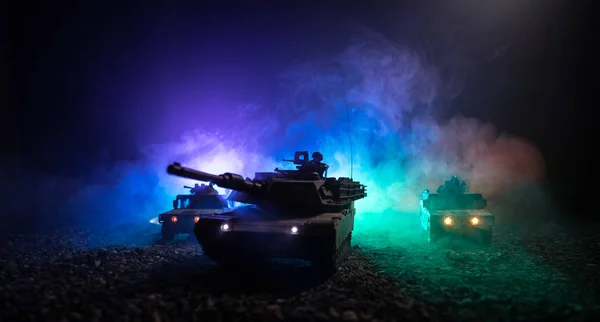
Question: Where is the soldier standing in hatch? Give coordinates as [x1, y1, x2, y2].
[206, 182, 219, 195]
[300, 152, 329, 178]
[190, 183, 219, 195]
[190, 183, 202, 194]
[437, 175, 468, 194]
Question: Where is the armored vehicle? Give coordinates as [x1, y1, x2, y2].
[166, 151, 367, 272]
[157, 183, 234, 241]
[419, 176, 494, 244]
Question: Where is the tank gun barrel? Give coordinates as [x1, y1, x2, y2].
[167, 162, 264, 193]
[168, 163, 223, 182]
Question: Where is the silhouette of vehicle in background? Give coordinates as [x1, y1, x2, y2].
[157, 183, 234, 241]
[420, 176, 494, 244]
[166, 151, 367, 273]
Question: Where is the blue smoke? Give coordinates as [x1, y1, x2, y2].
[56, 30, 546, 231]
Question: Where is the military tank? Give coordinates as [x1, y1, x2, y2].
[157, 183, 234, 241]
[166, 151, 367, 272]
[419, 176, 494, 244]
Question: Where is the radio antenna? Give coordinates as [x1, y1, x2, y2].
[346, 104, 353, 180]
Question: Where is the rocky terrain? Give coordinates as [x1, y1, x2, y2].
[356, 219, 600, 321]
[1, 222, 598, 321]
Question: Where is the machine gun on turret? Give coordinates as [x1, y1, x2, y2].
[278, 151, 329, 178]
[282, 151, 310, 168]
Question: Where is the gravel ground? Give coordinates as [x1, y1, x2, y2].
[1, 222, 599, 322]
[356, 219, 600, 321]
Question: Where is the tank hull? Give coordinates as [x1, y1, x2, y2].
[193, 205, 356, 272]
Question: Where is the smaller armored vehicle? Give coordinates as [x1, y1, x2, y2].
[166, 151, 367, 273]
[419, 176, 494, 244]
[157, 183, 233, 241]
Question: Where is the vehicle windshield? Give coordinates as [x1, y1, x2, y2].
[178, 195, 229, 209]
[427, 194, 486, 210]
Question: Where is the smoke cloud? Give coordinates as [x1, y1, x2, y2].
[5, 29, 549, 235]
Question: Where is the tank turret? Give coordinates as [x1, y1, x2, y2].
[166, 159, 366, 208]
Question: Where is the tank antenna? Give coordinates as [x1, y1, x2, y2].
[346, 104, 353, 180]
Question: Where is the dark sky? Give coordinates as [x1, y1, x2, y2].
[3, 0, 595, 211]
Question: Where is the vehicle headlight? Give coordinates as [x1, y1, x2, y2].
[194, 216, 200, 223]
[171, 216, 178, 223]
[220, 223, 230, 231]
[290, 226, 299, 234]
[470, 217, 480, 225]
[443, 216, 454, 226]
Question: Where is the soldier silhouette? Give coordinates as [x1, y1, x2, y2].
[300, 152, 329, 178]
[191, 183, 219, 195]
[437, 175, 467, 194]
[191, 183, 203, 194]
[206, 182, 218, 195]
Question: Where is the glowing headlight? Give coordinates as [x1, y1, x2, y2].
[290, 226, 299, 234]
[171, 216, 178, 223]
[470, 217, 480, 225]
[194, 216, 200, 223]
[443, 216, 453, 226]
[220, 223, 230, 231]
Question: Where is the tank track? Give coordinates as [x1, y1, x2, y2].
[312, 232, 352, 274]
[201, 243, 264, 268]
[200, 232, 354, 274]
